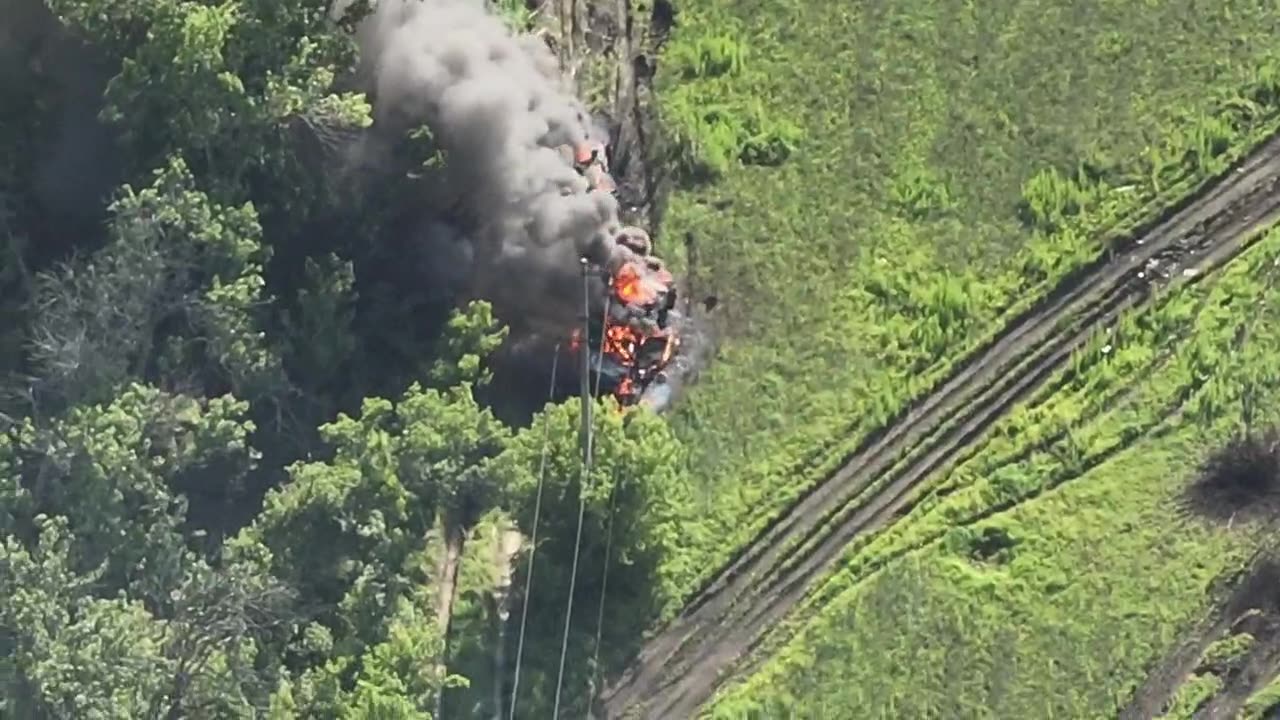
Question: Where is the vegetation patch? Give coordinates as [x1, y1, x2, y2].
[1243, 674, 1280, 719]
[651, 0, 1280, 607]
[1156, 673, 1224, 720]
[660, 18, 803, 184]
[1199, 631, 1257, 672]
[703, 224, 1280, 717]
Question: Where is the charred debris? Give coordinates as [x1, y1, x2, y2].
[1188, 426, 1280, 521]
[565, 140, 691, 413]
[341, 0, 709, 417]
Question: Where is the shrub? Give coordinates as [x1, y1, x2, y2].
[1198, 632, 1255, 671]
[665, 32, 747, 80]
[1183, 113, 1234, 173]
[739, 103, 803, 168]
[660, 25, 804, 183]
[664, 97, 746, 180]
[1017, 166, 1099, 233]
[664, 92, 804, 183]
[890, 165, 956, 220]
[967, 526, 1019, 564]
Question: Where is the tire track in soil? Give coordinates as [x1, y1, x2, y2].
[599, 132, 1280, 719]
[1197, 620, 1280, 720]
[767, 214, 1280, 637]
[1119, 552, 1280, 720]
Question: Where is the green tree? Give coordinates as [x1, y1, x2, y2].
[279, 252, 359, 416]
[0, 515, 170, 719]
[0, 514, 292, 717]
[427, 301, 509, 390]
[26, 157, 285, 412]
[46, 0, 372, 207]
[1, 383, 258, 595]
[489, 399, 693, 717]
[243, 379, 510, 716]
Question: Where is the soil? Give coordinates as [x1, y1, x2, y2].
[596, 133, 1280, 718]
[1185, 428, 1280, 523]
[1121, 553, 1280, 720]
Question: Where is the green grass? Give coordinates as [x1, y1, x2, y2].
[1201, 631, 1257, 668]
[655, 0, 1280, 605]
[696, 223, 1280, 717]
[1243, 675, 1280, 719]
[1156, 673, 1224, 720]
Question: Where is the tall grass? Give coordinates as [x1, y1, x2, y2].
[707, 224, 1280, 718]
[660, 25, 802, 183]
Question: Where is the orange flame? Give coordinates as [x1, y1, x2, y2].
[613, 263, 659, 306]
[591, 290, 671, 405]
[561, 138, 681, 406]
[616, 375, 636, 398]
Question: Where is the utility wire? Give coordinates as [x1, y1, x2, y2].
[552, 281, 612, 719]
[587, 466, 619, 705]
[507, 345, 560, 720]
[586, 294, 617, 704]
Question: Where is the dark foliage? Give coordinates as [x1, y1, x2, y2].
[1188, 427, 1280, 520]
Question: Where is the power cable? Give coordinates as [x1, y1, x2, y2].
[552, 270, 612, 719]
[587, 467, 619, 706]
[507, 345, 560, 720]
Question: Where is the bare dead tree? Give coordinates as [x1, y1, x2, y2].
[154, 561, 297, 719]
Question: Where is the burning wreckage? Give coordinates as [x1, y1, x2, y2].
[561, 141, 684, 412]
[336, 0, 700, 412]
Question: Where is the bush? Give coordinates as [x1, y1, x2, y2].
[1198, 632, 1255, 672]
[665, 32, 747, 80]
[660, 25, 803, 184]
[664, 98, 746, 180]
[891, 165, 956, 220]
[739, 103, 803, 168]
[1017, 166, 1099, 233]
[664, 93, 803, 183]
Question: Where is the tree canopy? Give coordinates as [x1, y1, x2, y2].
[0, 0, 693, 716]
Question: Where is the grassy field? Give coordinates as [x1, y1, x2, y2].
[698, 222, 1280, 717]
[1244, 676, 1280, 719]
[652, 0, 1280, 604]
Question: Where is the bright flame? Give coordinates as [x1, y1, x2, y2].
[604, 324, 639, 362]
[559, 138, 681, 408]
[613, 263, 658, 305]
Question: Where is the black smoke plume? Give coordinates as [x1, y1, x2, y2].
[340, 0, 628, 338]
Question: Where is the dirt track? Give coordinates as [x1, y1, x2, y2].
[1121, 553, 1280, 720]
[598, 133, 1280, 718]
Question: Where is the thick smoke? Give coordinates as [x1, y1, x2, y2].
[346, 0, 627, 334]
[1, 0, 122, 230]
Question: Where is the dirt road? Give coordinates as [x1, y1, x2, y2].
[598, 132, 1280, 719]
[1120, 553, 1280, 720]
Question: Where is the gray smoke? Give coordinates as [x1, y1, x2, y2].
[637, 309, 716, 414]
[344, 0, 626, 334]
[1, 0, 122, 226]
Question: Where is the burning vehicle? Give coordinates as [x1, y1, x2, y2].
[339, 0, 704, 415]
[562, 141, 682, 410]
